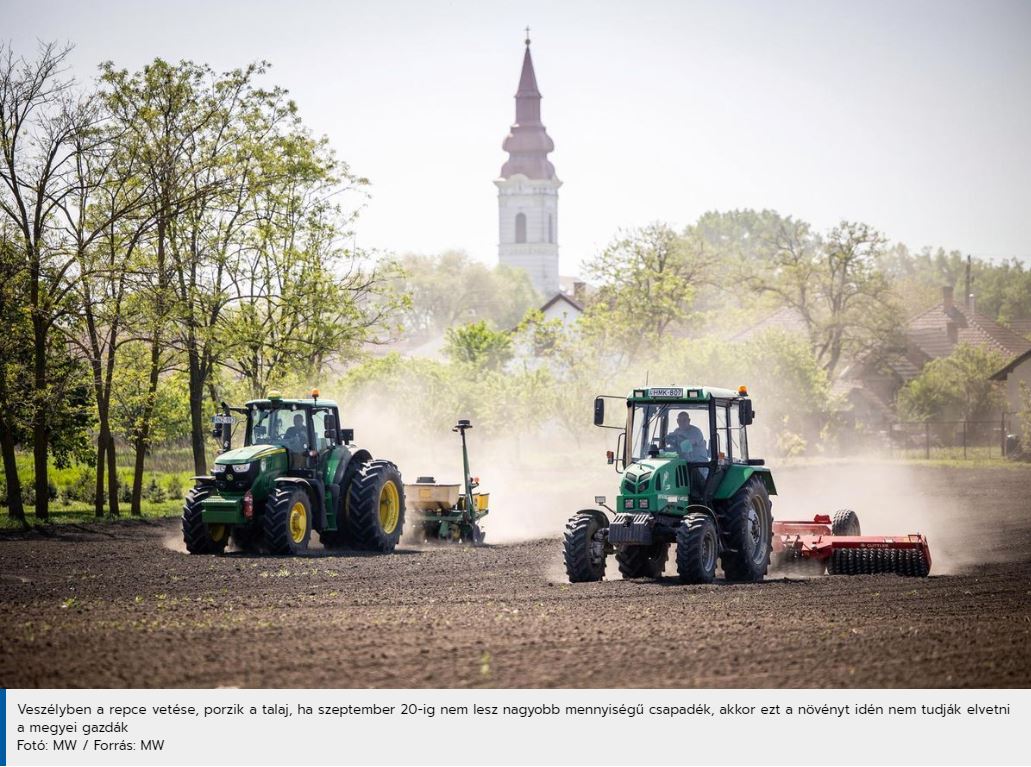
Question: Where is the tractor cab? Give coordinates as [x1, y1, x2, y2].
[243, 392, 345, 469]
[598, 386, 761, 508]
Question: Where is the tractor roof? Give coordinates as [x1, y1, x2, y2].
[244, 397, 339, 408]
[627, 385, 743, 402]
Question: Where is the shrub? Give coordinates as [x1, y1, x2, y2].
[166, 474, 184, 500]
[144, 476, 167, 504]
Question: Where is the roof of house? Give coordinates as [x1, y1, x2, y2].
[990, 347, 1031, 381]
[1005, 318, 1031, 339]
[907, 301, 1031, 361]
[540, 291, 584, 314]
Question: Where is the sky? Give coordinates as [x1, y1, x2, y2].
[4, 0, 1030, 275]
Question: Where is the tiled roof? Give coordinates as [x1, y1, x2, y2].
[907, 302, 1031, 360]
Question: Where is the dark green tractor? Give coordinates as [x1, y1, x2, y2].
[563, 385, 775, 584]
[183, 389, 404, 555]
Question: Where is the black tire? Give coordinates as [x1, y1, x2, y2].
[563, 513, 607, 582]
[717, 477, 773, 582]
[464, 523, 486, 545]
[616, 543, 668, 579]
[676, 513, 718, 584]
[831, 508, 861, 536]
[346, 459, 406, 552]
[264, 485, 312, 555]
[182, 486, 229, 555]
[230, 524, 263, 553]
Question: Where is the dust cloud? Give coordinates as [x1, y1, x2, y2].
[338, 392, 619, 544]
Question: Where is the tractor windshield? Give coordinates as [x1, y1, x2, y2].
[247, 405, 309, 453]
[629, 402, 712, 463]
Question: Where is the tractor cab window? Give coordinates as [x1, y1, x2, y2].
[312, 408, 335, 452]
[629, 403, 711, 463]
[715, 405, 730, 464]
[730, 403, 748, 463]
[247, 406, 309, 453]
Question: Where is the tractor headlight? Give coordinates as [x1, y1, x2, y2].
[228, 463, 251, 473]
[624, 499, 634, 509]
[212, 464, 227, 473]
[638, 498, 649, 509]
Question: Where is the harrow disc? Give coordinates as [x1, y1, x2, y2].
[828, 547, 929, 577]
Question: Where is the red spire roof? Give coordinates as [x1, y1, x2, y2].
[501, 38, 556, 180]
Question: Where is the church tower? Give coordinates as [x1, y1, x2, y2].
[495, 33, 560, 297]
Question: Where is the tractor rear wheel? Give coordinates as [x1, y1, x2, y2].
[264, 486, 312, 555]
[346, 459, 406, 552]
[182, 486, 229, 555]
[718, 477, 773, 582]
[616, 543, 668, 579]
[563, 513, 608, 582]
[676, 513, 718, 584]
[831, 508, 861, 536]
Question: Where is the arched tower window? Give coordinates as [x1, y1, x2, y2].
[548, 214, 554, 244]
[515, 213, 527, 243]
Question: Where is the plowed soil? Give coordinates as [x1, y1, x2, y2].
[1, 464, 1029, 688]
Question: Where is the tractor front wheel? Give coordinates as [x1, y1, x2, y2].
[264, 486, 312, 555]
[182, 486, 230, 555]
[718, 477, 773, 582]
[676, 513, 717, 584]
[563, 513, 608, 582]
[346, 460, 406, 552]
[616, 543, 668, 579]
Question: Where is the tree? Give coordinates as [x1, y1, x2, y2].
[898, 343, 1007, 422]
[444, 320, 513, 370]
[581, 223, 714, 356]
[219, 130, 398, 397]
[395, 250, 538, 337]
[0, 42, 97, 519]
[747, 220, 904, 379]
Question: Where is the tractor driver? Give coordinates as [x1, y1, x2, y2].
[283, 413, 307, 452]
[667, 411, 708, 461]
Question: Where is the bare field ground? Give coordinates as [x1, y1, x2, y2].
[1, 464, 1029, 688]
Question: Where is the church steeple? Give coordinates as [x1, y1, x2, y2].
[501, 35, 555, 181]
[495, 32, 561, 297]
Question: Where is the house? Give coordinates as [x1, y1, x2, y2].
[539, 290, 584, 329]
[730, 286, 1031, 423]
[990, 350, 1031, 415]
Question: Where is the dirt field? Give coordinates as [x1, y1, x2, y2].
[1, 463, 1029, 688]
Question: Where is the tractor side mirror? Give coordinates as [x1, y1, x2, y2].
[324, 414, 338, 440]
[740, 399, 754, 425]
[341, 428, 354, 445]
[593, 397, 605, 426]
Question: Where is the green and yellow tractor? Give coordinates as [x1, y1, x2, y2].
[563, 385, 775, 584]
[183, 389, 405, 555]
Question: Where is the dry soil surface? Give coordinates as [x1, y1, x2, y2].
[1, 464, 1029, 688]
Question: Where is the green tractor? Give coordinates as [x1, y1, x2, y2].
[182, 389, 405, 555]
[563, 385, 775, 584]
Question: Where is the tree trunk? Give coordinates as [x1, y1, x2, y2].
[131, 331, 162, 516]
[188, 348, 207, 475]
[106, 432, 119, 517]
[32, 318, 49, 520]
[0, 419, 24, 522]
[93, 427, 107, 517]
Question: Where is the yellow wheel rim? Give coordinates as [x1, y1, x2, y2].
[289, 501, 308, 544]
[379, 481, 400, 534]
[208, 524, 227, 542]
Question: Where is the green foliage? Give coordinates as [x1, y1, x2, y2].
[898, 344, 1007, 421]
[395, 251, 538, 337]
[581, 223, 713, 356]
[444, 321, 514, 370]
[144, 476, 167, 504]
